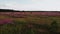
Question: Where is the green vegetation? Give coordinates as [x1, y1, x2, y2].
[0, 20, 59, 34]
[49, 20, 58, 33]
[0, 14, 60, 34]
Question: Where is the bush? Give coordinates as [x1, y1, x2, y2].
[49, 20, 58, 33]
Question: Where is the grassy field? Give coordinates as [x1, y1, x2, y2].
[0, 14, 60, 34]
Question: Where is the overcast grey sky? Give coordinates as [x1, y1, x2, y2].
[0, 0, 60, 11]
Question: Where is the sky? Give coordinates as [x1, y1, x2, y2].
[0, 0, 60, 11]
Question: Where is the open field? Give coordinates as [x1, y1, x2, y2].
[0, 12, 60, 24]
[0, 10, 60, 34]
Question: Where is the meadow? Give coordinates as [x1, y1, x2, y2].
[0, 12, 60, 34]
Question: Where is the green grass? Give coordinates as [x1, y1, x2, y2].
[0, 15, 60, 34]
[0, 21, 59, 34]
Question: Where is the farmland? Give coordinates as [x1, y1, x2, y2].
[0, 9, 60, 34]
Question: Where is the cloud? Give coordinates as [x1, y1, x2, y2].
[31, 0, 42, 2]
[0, 0, 60, 11]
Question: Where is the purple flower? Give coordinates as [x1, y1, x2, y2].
[0, 18, 13, 24]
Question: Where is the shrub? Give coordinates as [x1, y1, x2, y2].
[49, 20, 58, 33]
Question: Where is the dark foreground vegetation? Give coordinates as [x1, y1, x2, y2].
[0, 20, 60, 34]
